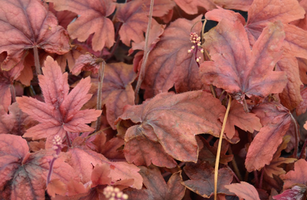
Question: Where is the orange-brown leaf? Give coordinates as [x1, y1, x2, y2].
[182, 162, 233, 198]
[224, 181, 260, 200]
[200, 19, 287, 103]
[126, 166, 185, 200]
[277, 57, 303, 111]
[245, 103, 292, 172]
[123, 129, 177, 168]
[117, 91, 225, 162]
[280, 159, 307, 189]
[16, 56, 101, 148]
[48, 0, 116, 51]
[116, 0, 174, 46]
[0, 0, 70, 71]
[263, 135, 297, 178]
[225, 100, 262, 139]
[142, 16, 205, 98]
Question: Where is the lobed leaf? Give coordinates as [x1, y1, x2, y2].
[263, 135, 296, 178]
[48, 0, 116, 51]
[142, 16, 205, 98]
[66, 147, 143, 189]
[116, 0, 174, 46]
[117, 90, 225, 162]
[0, 135, 79, 199]
[277, 57, 303, 111]
[16, 56, 101, 148]
[224, 181, 260, 200]
[182, 162, 233, 198]
[280, 159, 307, 190]
[123, 129, 177, 168]
[101, 63, 136, 129]
[246, 0, 305, 39]
[0, 0, 70, 71]
[126, 166, 185, 200]
[200, 19, 287, 103]
[245, 103, 292, 172]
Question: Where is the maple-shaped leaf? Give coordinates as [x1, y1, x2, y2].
[125, 166, 185, 200]
[142, 16, 205, 98]
[0, 134, 80, 199]
[224, 181, 260, 200]
[16, 56, 101, 148]
[263, 135, 297, 178]
[116, 91, 225, 162]
[245, 103, 292, 172]
[182, 162, 233, 198]
[280, 159, 307, 190]
[48, 0, 116, 51]
[0, 102, 33, 136]
[200, 19, 287, 103]
[66, 147, 143, 189]
[0, 0, 70, 71]
[123, 129, 177, 168]
[116, 0, 175, 46]
[225, 100, 262, 139]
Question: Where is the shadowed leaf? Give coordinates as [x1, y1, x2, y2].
[182, 162, 233, 198]
[245, 103, 292, 172]
[125, 166, 185, 200]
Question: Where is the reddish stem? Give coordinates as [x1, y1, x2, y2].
[95, 60, 105, 131]
[66, 131, 72, 147]
[33, 46, 41, 75]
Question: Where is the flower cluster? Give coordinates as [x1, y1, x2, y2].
[103, 186, 128, 200]
[52, 135, 63, 157]
[188, 32, 204, 63]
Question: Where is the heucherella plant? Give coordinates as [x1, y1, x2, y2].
[1, 0, 307, 199]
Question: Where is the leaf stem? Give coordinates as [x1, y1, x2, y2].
[46, 157, 55, 186]
[10, 84, 16, 103]
[289, 112, 299, 157]
[96, 60, 106, 131]
[134, 0, 154, 104]
[65, 131, 71, 147]
[33, 46, 41, 75]
[228, 146, 242, 181]
[214, 95, 232, 200]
